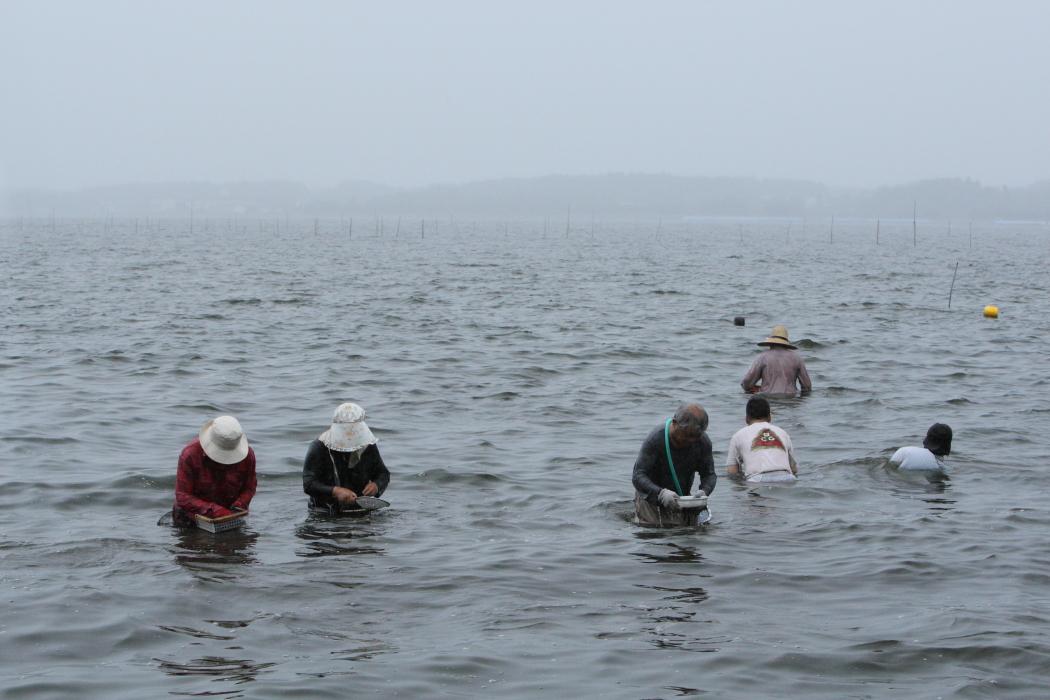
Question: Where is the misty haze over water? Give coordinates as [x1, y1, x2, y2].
[5, 175, 1050, 220]
[2, 2, 1049, 211]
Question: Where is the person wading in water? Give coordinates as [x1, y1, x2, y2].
[631, 403, 717, 527]
[302, 402, 390, 515]
[741, 325, 812, 396]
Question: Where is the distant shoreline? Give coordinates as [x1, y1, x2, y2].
[3, 173, 1049, 220]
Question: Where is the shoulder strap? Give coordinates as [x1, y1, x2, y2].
[326, 446, 342, 487]
[663, 418, 684, 496]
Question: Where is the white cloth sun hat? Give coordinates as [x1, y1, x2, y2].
[319, 402, 377, 452]
[199, 415, 249, 464]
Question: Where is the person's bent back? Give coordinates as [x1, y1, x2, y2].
[303, 402, 390, 515]
[632, 403, 717, 527]
[741, 325, 812, 396]
[173, 416, 257, 526]
[726, 397, 798, 483]
[890, 423, 952, 471]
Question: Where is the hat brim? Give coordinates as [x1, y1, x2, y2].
[320, 421, 377, 452]
[199, 424, 249, 464]
[758, 338, 797, 349]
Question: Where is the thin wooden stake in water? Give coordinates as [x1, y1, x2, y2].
[395, 216, 401, 238]
[565, 205, 571, 237]
[876, 217, 880, 245]
[829, 216, 834, 244]
[912, 201, 917, 246]
[968, 220, 973, 249]
[948, 260, 960, 309]
[421, 219, 425, 239]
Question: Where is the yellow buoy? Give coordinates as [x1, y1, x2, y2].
[983, 305, 999, 318]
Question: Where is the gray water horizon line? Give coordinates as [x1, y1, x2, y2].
[4, 172, 1050, 220]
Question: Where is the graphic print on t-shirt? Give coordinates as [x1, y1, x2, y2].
[750, 428, 785, 452]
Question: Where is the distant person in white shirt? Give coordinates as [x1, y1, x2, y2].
[726, 397, 798, 483]
[890, 423, 952, 471]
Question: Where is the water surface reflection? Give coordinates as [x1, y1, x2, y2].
[171, 528, 259, 582]
[293, 514, 386, 558]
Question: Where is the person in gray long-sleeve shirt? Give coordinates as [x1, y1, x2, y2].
[632, 403, 716, 527]
[741, 324, 812, 396]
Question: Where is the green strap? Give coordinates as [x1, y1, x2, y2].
[663, 417, 684, 496]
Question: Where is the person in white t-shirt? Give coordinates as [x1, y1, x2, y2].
[726, 397, 798, 483]
[889, 423, 952, 471]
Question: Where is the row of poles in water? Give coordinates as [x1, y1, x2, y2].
[3, 206, 1005, 248]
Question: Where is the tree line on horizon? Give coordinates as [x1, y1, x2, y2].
[3, 174, 1048, 221]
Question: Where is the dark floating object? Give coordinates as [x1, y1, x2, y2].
[734, 316, 746, 326]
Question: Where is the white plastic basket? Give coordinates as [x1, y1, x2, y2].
[194, 511, 248, 533]
[678, 494, 708, 510]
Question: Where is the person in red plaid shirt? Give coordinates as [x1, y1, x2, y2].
[173, 415, 257, 526]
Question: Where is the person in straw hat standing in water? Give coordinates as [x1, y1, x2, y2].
[303, 403, 390, 515]
[173, 415, 257, 526]
[741, 325, 812, 396]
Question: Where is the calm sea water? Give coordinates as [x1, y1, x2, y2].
[2, 217, 1049, 699]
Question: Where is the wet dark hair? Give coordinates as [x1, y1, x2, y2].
[923, 423, 953, 456]
[746, 397, 771, 422]
[673, 404, 708, 436]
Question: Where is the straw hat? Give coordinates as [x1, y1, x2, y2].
[199, 415, 249, 464]
[320, 402, 377, 452]
[758, 325, 797, 349]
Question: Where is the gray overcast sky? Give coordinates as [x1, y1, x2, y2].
[1, 0, 1048, 190]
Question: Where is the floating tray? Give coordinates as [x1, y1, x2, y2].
[678, 495, 709, 510]
[194, 510, 248, 533]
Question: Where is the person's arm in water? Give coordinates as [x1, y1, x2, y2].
[726, 435, 742, 476]
[231, 449, 257, 511]
[697, 436, 718, 495]
[631, 438, 664, 503]
[786, 436, 798, 475]
[741, 355, 764, 393]
[360, 444, 390, 497]
[175, 447, 233, 518]
[302, 441, 353, 503]
[797, 356, 812, 394]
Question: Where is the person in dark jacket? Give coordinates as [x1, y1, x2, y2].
[632, 403, 716, 527]
[303, 402, 390, 514]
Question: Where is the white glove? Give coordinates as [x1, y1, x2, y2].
[658, 489, 681, 511]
